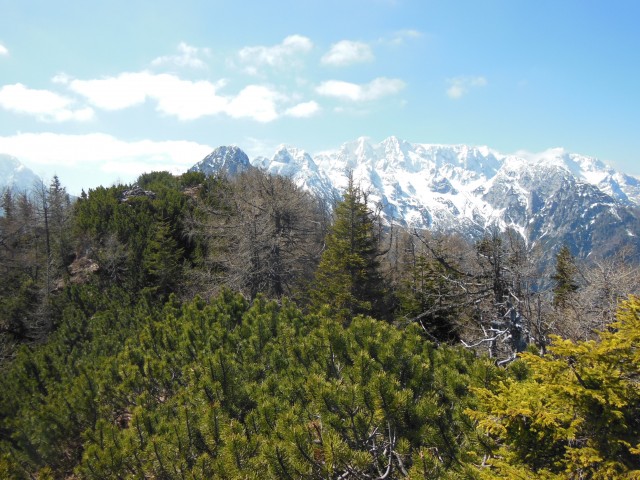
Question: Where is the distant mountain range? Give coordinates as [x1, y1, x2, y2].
[190, 137, 640, 261]
[2, 138, 638, 261]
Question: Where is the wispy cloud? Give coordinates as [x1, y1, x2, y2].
[243, 137, 280, 159]
[150, 42, 211, 69]
[285, 101, 320, 118]
[321, 40, 374, 67]
[0, 43, 8, 56]
[0, 132, 212, 190]
[316, 77, 405, 101]
[446, 76, 487, 99]
[384, 29, 423, 46]
[237, 35, 313, 73]
[0, 83, 94, 122]
[0, 132, 212, 195]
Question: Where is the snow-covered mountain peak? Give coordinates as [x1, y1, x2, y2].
[353, 136, 373, 155]
[514, 148, 596, 176]
[190, 137, 640, 260]
[376, 136, 415, 171]
[380, 135, 405, 155]
[253, 145, 335, 200]
[270, 145, 319, 173]
[504, 149, 640, 205]
[272, 144, 311, 163]
[0, 153, 42, 194]
[0, 154, 21, 177]
[188, 145, 250, 176]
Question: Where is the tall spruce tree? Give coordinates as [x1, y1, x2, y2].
[310, 176, 386, 322]
[48, 175, 72, 271]
[552, 244, 579, 309]
[142, 220, 184, 296]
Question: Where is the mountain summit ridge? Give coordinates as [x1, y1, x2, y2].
[191, 137, 640, 260]
[0, 154, 42, 194]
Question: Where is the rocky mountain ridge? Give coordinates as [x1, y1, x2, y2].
[191, 137, 640, 260]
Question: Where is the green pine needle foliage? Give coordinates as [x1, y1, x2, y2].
[0, 289, 499, 478]
[466, 296, 640, 479]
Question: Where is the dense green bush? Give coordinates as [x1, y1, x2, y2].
[2, 171, 638, 478]
[0, 289, 501, 478]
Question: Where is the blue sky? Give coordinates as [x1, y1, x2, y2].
[0, 0, 639, 194]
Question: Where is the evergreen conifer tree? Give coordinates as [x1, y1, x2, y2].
[142, 221, 184, 296]
[552, 245, 579, 309]
[466, 296, 640, 478]
[310, 176, 386, 322]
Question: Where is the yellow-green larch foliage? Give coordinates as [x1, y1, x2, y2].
[466, 296, 640, 479]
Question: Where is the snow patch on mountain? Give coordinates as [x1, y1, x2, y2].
[188, 145, 251, 177]
[191, 137, 640, 259]
[0, 154, 42, 193]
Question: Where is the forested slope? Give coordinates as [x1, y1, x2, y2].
[0, 170, 638, 478]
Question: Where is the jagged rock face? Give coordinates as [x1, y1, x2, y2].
[188, 145, 251, 177]
[120, 186, 156, 202]
[191, 137, 640, 262]
[54, 256, 100, 291]
[254, 146, 337, 203]
[527, 181, 640, 259]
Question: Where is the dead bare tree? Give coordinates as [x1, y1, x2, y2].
[186, 169, 327, 301]
[397, 226, 545, 363]
[549, 248, 640, 341]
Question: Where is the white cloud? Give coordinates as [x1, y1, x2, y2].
[317, 81, 361, 100]
[446, 76, 487, 99]
[316, 77, 405, 101]
[285, 101, 320, 118]
[66, 71, 295, 123]
[237, 35, 313, 72]
[149, 76, 228, 121]
[0, 44, 8, 56]
[387, 29, 423, 45]
[0, 132, 210, 168]
[321, 40, 374, 66]
[68, 72, 152, 110]
[0, 83, 94, 122]
[52, 72, 72, 85]
[151, 42, 210, 69]
[0, 132, 212, 193]
[69, 72, 230, 118]
[226, 85, 280, 123]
